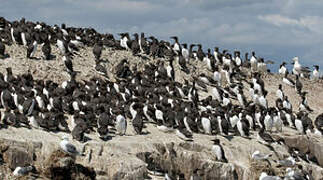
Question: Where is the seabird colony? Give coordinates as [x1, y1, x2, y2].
[0, 17, 322, 179]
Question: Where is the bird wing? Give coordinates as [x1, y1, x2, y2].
[262, 132, 274, 142]
[65, 143, 78, 154]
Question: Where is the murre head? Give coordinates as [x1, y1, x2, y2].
[211, 139, 220, 145]
[170, 36, 178, 41]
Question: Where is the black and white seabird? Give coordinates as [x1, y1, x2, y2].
[237, 118, 250, 137]
[115, 114, 127, 135]
[315, 113, 323, 132]
[257, 127, 275, 144]
[272, 110, 283, 132]
[213, 66, 222, 86]
[0, 38, 6, 59]
[119, 32, 130, 50]
[299, 93, 313, 112]
[283, 97, 292, 112]
[170, 36, 181, 55]
[139, 32, 149, 54]
[250, 51, 257, 71]
[56, 32, 68, 55]
[95, 61, 108, 77]
[264, 108, 273, 132]
[131, 33, 140, 55]
[166, 58, 175, 81]
[178, 53, 189, 74]
[132, 111, 144, 135]
[196, 44, 204, 61]
[295, 112, 308, 134]
[276, 84, 284, 100]
[26, 36, 38, 59]
[312, 65, 320, 80]
[175, 125, 193, 141]
[4, 67, 14, 83]
[216, 115, 228, 136]
[181, 43, 189, 62]
[213, 47, 221, 64]
[97, 126, 109, 140]
[211, 139, 227, 163]
[93, 40, 103, 61]
[201, 114, 211, 135]
[234, 51, 242, 67]
[295, 75, 302, 94]
[41, 38, 51, 60]
[63, 53, 74, 74]
[279, 62, 288, 76]
[258, 91, 268, 109]
[237, 90, 247, 108]
[1, 88, 16, 111]
[283, 73, 295, 87]
[60, 23, 69, 37]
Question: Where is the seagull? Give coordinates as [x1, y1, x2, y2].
[276, 156, 296, 167]
[292, 57, 310, 77]
[59, 136, 82, 156]
[251, 150, 272, 161]
[284, 168, 308, 180]
[259, 172, 281, 180]
[292, 57, 301, 75]
[13, 165, 35, 177]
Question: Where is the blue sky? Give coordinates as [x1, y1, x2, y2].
[1, 0, 323, 72]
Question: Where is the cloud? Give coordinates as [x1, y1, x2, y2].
[258, 14, 299, 26]
[258, 14, 323, 34]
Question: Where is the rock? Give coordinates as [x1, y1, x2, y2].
[43, 150, 96, 180]
[281, 135, 323, 166]
[282, 135, 310, 154]
[308, 137, 323, 166]
[2, 147, 33, 170]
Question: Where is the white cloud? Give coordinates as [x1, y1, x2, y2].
[258, 14, 299, 26]
[258, 14, 323, 34]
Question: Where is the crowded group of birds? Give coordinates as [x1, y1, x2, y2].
[0, 17, 322, 179]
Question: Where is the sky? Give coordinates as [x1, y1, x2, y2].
[1, 0, 323, 72]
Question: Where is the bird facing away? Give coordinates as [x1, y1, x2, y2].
[59, 136, 82, 156]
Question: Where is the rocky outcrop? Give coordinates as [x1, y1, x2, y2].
[0, 133, 322, 179]
[281, 135, 323, 166]
[42, 150, 96, 180]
